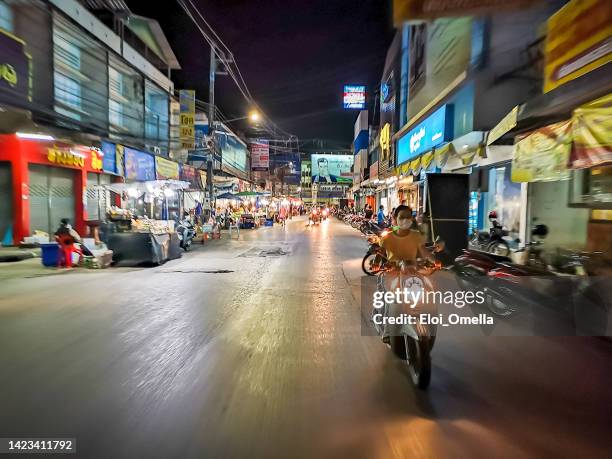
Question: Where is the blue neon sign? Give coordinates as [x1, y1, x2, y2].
[397, 105, 453, 165]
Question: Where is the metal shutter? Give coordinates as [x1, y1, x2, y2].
[86, 172, 100, 221]
[49, 167, 75, 233]
[28, 164, 51, 236]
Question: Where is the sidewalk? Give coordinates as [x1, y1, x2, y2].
[0, 246, 40, 263]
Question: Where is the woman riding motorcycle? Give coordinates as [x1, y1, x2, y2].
[380, 206, 433, 264]
[378, 205, 434, 340]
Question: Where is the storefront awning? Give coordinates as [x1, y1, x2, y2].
[512, 93, 612, 182]
[488, 63, 612, 145]
[571, 93, 612, 169]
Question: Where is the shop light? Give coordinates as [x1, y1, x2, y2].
[16, 132, 55, 141]
[163, 188, 174, 197]
[127, 188, 139, 198]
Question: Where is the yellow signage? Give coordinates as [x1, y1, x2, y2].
[155, 156, 180, 180]
[487, 106, 518, 145]
[0, 63, 17, 87]
[179, 89, 196, 149]
[47, 147, 85, 168]
[512, 120, 572, 182]
[380, 123, 391, 160]
[544, 0, 612, 93]
[90, 149, 103, 171]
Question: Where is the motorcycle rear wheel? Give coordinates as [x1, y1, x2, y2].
[405, 336, 432, 389]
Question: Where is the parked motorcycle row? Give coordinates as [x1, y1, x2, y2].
[455, 230, 610, 333]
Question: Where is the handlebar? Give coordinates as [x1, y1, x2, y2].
[379, 259, 442, 276]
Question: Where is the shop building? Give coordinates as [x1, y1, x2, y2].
[0, 0, 189, 245]
[0, 135, 111, 241]
[485, 0, 612, 253]
[392, 3, 560, 229]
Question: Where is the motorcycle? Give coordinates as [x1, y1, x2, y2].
[309, 208, 321, 225]
[362, 228, 391, 276]
[469, 210, 511, 256]
[176, 219, 196, 251]
[373, 257, 443, 389]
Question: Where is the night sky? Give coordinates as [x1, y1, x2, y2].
[128, 0, 394, 149]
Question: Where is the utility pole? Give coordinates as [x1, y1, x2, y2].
[207, 46, 216, 217]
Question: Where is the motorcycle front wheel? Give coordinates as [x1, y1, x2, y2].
[405, 335, 432, 390]
[361, 253, 378, 276]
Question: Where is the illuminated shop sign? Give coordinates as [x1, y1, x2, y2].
[397, 105, 453, 165]
[47, 147, 85, 168]
[343, 85, 366, 109]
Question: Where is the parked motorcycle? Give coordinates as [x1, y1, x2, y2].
[176, 219, 196, 251]
[469, 210, 511, 256]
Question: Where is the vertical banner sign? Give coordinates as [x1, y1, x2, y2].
[250, 140, 270, 171]
[179, 90, 196, 149]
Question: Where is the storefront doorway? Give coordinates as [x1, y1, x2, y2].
[28, 164, 75, 236]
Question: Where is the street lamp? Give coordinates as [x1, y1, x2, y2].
[249, 110, 260, 122]
[223, 110, 261, 123]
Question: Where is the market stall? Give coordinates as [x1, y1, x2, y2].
[94, 180, 188, 266]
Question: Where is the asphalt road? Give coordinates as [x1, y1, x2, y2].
[0, 217, 611, 458]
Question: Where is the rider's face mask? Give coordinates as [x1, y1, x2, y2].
[397, 214, 412, 230]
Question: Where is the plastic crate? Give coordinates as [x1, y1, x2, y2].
[40, 242, 60, 267]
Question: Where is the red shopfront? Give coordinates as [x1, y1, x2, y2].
[0, 134, 105, 245]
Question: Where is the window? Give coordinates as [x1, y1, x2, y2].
[54, 28, 83, 120]
[145, 81, 169, 141]
[109, 99, 124, 129]
[109, 67, 123, 97]
[54, 72, 81, 120]
[0, 1, 13, 32]
[55, 35, 81, 71]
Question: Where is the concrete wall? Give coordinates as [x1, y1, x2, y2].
[528, 180, 590, 249]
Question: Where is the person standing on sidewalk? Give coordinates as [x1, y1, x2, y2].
[377, 205, 386, 226]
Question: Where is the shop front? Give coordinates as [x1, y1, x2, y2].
[395, 106, 454, 214]
[0, 134, 107, 245]
[511, 100, 612, 253]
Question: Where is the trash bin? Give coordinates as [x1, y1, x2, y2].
[40, 242, 60, 267]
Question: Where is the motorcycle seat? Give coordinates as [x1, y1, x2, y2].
[462, 248, 512, 263]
